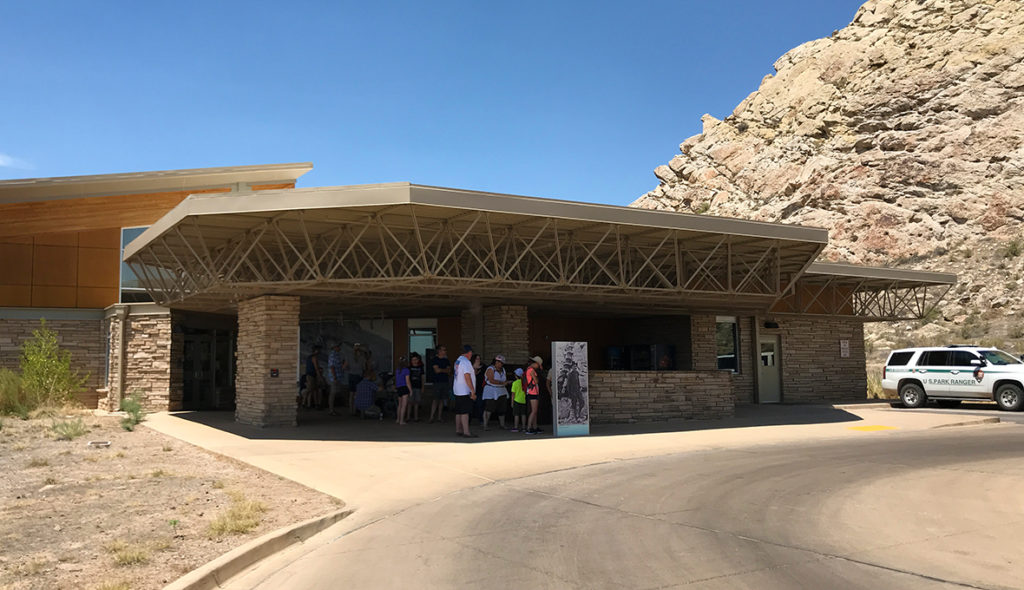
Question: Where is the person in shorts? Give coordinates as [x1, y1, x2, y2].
[405, 352, 424, 423]
[482, 355, 509, 430]
[453, 344, 477, 438]
[327, 343, 347, 416]
[525, 355, 543, 434]
[394, 357, 411, 425]
[510, 367, 527, 432]
[428, 346, 451, 423]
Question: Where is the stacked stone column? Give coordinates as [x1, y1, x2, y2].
[482, 305, 529, 364]
[236, 295, 300, 427]
[690, 314, 718, 371]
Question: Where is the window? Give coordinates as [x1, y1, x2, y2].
[120, 227, 153, 303]
[979, 349, 1022, 365]
[886, 352, 914, 366]
[920, 351, 951, 366]
[716, 316, 738, 371]
[951, 351, 980, 367]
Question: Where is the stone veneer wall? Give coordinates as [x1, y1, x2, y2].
[767, 316, 866, 402]
[236, 295, 300, 427]
[690, 315, 717, 371]
[589, 370, 734, 423]
[101, 307, 182, 412]
[732, 316, 755, 404]
[482, 305, 529, 363]
[0, 317, 105, 407]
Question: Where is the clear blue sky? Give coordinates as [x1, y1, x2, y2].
[1, 1, 864, 206]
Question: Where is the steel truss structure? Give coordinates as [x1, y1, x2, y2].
[122, 184, 954, 319]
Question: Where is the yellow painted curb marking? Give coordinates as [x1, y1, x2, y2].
[848, 425, 898, 432]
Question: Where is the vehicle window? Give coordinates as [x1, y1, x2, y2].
[920, 351, 951, 366]
[950, 351, 979, 367]
[979, 350, 1022, 365]
[887, 352, 914, 366]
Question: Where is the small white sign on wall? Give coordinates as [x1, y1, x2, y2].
[840, 339, 850, 358]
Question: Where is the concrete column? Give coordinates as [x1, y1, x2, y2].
[690, 314, 718, 371]
[482, 305, 529, 364]
[236, 295, 300, 427]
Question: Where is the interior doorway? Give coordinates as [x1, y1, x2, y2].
[408, 318, 437, 362]
[758, 335, 782, 403]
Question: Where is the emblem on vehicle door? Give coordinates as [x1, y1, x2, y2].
[973, 368, 984, 381]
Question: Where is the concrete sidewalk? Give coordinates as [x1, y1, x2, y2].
[144, 404, 1000, 520]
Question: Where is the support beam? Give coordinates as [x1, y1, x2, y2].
[236, 295, 300, 427]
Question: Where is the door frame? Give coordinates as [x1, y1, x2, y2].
[757, 333, 783, 403]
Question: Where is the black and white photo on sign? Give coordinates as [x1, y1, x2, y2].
[553, 341, 589, 426]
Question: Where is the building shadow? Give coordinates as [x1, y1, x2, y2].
[171, 403, 865, 443]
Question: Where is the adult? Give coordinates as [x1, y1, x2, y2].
[453, 345, 477, 438]
[347, 343, 366, 416]
[354, 370, 379, 419]
[327, 343, 348, 416]
[394, 356, 411, 425]
[428, 346, 451, 423]
[510, 368, 526, 432]
[405, 352, 424, 423]
[482, 355, 509, 430]
[303, 345, 324, 410]
[525, 355, 543, 434]
[471, 354, 486, 424]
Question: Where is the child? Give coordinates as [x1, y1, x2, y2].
[510, 368, 527, 432]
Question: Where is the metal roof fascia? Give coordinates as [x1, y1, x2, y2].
[0, 162, 314, 204]
[806, 262, 957, 284]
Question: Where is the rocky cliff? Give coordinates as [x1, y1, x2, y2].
[634, 0, 1024, 357]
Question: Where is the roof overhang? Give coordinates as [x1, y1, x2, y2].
[0, 162, 313, 204]
[123, 183, 831, 318]
[771, 262, 957, 321]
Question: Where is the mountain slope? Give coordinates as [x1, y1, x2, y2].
[634, 0, 1024, 354]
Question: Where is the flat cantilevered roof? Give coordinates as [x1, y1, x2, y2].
[0, 162, 313, 204]
[123, 182, 831, 317]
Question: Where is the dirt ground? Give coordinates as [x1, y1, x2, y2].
[0, 410, 340, 590]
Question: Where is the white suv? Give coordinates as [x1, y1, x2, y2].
[882, 346, 1024, 411]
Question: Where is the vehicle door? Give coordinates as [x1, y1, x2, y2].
[945, 350, 989, 399]
[915, 350, 952, 397]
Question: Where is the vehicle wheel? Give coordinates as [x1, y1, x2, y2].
[899, 383, 927, 408]
[936, 400, 962, 408]
[994, 384, 1024, 411]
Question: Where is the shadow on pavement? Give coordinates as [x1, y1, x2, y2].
[171, 403, 864, 443]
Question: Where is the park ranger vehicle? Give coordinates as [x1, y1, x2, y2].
[882, 346, 1024, 411]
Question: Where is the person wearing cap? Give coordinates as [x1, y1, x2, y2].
[482, 355, 509, 430]
[452, 344, 478, 438]
[525, 355, 544, 434]
[509, 367, 527, 432]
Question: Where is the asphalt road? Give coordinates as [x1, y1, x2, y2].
[892, 402, 1024, 424]
[248, 425, 1024, 589]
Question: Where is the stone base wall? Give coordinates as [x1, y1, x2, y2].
[0, 317, 105, 407]
[236, 296, 300, 427]
[766, 316, 866, 402]
[589, 370, 734, 423]
[482, 305, 529, 363]
[733, 316, 755, 404]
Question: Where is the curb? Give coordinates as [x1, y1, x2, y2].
[832, 402, 897, 410]
[930, 416, 1001, 429]
[165, 508, 353, 590]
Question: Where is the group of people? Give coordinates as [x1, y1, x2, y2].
[302, 342, 546, 437]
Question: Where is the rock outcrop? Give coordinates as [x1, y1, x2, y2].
[634, 0, 1024, 354]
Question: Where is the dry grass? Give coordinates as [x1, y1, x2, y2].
[52, 417, 89, 441]
[150, 469, 172, 478]
[93, 582, 131, 590]
[43, 476, 58, 485]
[27, 457, 50, 468]
[14, 558, 49, 576]
[208, 490, 268, 537]
[105, 540, 151, 566]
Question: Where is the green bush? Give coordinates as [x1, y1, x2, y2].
[52, 417, 89, 441]
[19, 320, 88, 409]
[120, 393, 145, 431]
[0, 368, 30, 418]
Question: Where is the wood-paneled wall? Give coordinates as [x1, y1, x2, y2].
[0, 183, 294, 309]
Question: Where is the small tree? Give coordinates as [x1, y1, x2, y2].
[19, 319, 88, 408]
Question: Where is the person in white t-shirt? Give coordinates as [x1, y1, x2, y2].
[453, 344, 477, 438]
